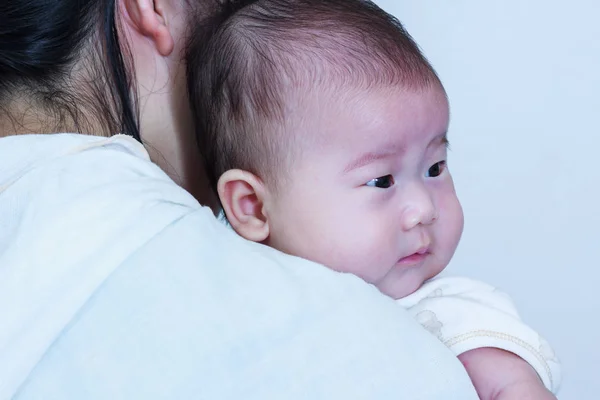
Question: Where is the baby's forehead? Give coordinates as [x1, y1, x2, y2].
[290, 84, 449, 152]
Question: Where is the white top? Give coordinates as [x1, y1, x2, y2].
[0, 134, 479, 399]
[399, 277, 561, 393]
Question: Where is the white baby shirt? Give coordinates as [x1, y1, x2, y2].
[398, 276, 561, 393]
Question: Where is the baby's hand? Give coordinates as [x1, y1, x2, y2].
[458, 347, 556, 400]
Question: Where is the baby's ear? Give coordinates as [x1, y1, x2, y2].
[217, 169, 270, 242]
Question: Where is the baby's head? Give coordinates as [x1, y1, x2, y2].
[188, 0, 464, 299]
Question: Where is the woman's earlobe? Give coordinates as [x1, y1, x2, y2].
[217, 170, 270, 243]
[123, 0, 174, 56]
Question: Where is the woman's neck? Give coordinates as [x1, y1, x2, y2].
[0, 96, 106, 138]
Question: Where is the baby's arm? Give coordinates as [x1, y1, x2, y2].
[459, 347, 556, 400]
[397, 277, 561, 399]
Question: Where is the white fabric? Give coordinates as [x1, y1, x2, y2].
[0, 134, 479, 400]
[399, 277, 561, 393]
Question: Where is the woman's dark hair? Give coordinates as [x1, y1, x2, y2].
[0, 0, 140, 140]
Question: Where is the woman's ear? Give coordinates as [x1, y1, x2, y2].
[122, 0, 174, 56]
[218, 170, 270, 243]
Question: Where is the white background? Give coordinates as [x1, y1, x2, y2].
[376, 1, 599, 399]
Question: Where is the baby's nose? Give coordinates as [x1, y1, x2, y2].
[400, 191, 438, 231]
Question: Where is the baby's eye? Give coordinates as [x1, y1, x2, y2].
[426, 161, 447, 178]
[366, 174, 395, 189]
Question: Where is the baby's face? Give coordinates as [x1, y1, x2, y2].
[264, 84, 463, 299]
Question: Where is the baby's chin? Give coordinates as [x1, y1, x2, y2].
[377, 264, 445, 300]
[378, 275, 426, 300]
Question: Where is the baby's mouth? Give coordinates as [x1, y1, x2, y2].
[397, 248, 429, 267]
[398, 253, 428, 267]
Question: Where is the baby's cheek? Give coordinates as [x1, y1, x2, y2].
[314, 222, 379, 281]
[450, 197, 464, 241]
[437, 194, 464, 253]
[283, 212, 360, 272]
[344, 221, 397, 284]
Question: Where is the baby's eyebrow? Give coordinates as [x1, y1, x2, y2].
[343, 133, 448, 174]
[429, 132, 450, 149]
[343, 149, 399, 174]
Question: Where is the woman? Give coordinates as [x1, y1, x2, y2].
[0, 0, 478, 398]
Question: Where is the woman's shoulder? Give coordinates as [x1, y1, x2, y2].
[0, 133, 203, 398]
[0, 132, 199, 269]
[0, 133, 155, 191]
[14, 207, 479, 399]
[0, 132, 197, 207]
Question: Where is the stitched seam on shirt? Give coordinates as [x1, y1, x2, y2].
[444, 329, 553, 389]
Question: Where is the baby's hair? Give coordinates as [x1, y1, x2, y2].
[187, 0, 440, 198]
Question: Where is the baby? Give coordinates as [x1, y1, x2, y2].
[187, 0, 560, 398]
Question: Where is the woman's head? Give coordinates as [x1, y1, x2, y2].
[0, 0, 215, 204]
